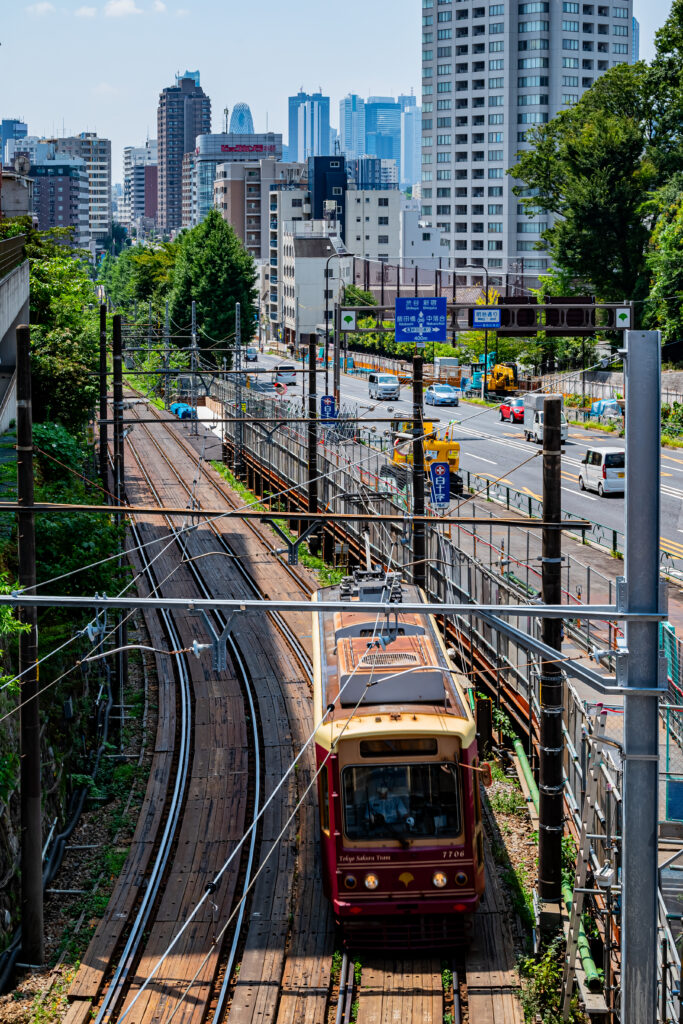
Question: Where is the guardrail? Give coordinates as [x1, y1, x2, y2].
[0, 234, 26, 281]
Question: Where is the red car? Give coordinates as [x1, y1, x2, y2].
[500, 397, 524, 422]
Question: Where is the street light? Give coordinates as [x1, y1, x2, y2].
[324, 248, 340, 398]
[459, 263, 489, 401]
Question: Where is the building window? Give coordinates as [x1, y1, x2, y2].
[489, 112, 505, 124]
[489, 3, 505, 12]
[490, 21, 505, 32]
[519, 37, 549, 49]
[378, 235, 389, 243]
[563, 38, 580, 48]
[519, 19, 549, 30]
[613, 42, 628, 52]
[438, 187, 453, 196]
[519, 75, 549, 86]
[489, 58, 505, 69]
[488, 222, 503, 232]
[489, 94, 505, 106]
[378, 216, 389, 224]
[489, 40, 505, 51]
[437, 134, 452, 144]
[437, 169, 452, 179]
[562, 19, 579, 29]
[488, 203, 503, 213]
[438, 45, 453, 56]
[438, 28, 453, 38]
[378, 197, 389, 206]
[613, 23, 628, 34]
[438, 63, 453, 73]
[519, 0, 548, 9]
[437, 151, 451, 161]
[488, 167, 504, 178]
[438, 9, 453, 19]
[488, 240, 503, 250]
[518, 93, 548, 104]
[563, 0, 579, 8]
[488, 149, 504, 159]
[437, 81, 452, 91]
[489, 131, 504, 141]
[518, 220, 546, 231]
[613, 4, 628, 14]
[562, 56, 579, 66]
[562, 74, 579, 85]
[422, 232, 432, 241]
[437, 99, 453, 109]
[330, 160, 340, 167]
[488, 185, 503, 196]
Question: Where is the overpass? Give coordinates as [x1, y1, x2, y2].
[0, 234, 28, 433]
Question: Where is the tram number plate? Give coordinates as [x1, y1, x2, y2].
[441, 849, 466, 859]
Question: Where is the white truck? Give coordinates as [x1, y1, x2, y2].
[523, 393, 568, 443]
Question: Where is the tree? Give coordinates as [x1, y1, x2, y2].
[646, 174, 683, 345]
[510, 63, 657, 307]
[169, 210, 256, 358]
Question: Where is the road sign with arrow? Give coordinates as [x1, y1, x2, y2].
[395, 297, 447, 347]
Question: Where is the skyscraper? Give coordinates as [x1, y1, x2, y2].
[157, 72, 211, 233]
[421, 0, 633, 277]
[1, 119, 28, 165]
[364, 97, 402, 178]
[229, 103, 255, 135]
[287, 91, 330, 161]
[122, 139, 157, 230]
[632, 17, 640, 61]
[339, 94, 366, 163]
[401, 104, 421, 190]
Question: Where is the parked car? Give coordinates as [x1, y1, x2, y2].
[500, 397, 525, 423]
[369, 372, 401, 400]
[425, 384, 460, 407]
[273, 363, 297, 386]
[245, 346, 258, 362]
[578, 446, 625, 496]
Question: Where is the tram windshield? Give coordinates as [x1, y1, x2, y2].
[341, 762, 462, 841]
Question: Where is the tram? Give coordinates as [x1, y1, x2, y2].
[312, 568, 485, 947]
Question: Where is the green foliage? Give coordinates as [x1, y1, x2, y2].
[344, 283, 376, 306]
[169, 209, 257, 356]
[33, 422, 89, 483]
[519, 935, 588, 1023]
[489, 786, 528, 818]
[646, 173, 683, 344]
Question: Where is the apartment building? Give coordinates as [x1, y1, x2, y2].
[121, 139, 157, 230]
[420, 0, 632, 281]
[213, 158, 305, 260]
[46, 132, 111, 241]
[280, 221, 350, 350]
[157, 73, 211, 234]
[31, 155, 90, 247]
[187, 132, 283, 227]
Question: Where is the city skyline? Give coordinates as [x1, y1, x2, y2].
[2, 0, 667, 177]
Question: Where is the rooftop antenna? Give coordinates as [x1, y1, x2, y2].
[266, 110, 268, 131]
[223, 106, 229, 133]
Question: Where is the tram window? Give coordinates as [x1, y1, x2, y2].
[359, 628, 405, 637]
[360, 738, 438, 757]
[341, 762, 462, 841]
[320, 767, 330, 834]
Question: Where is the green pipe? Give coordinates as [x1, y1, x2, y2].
[512, 738, 602, 991]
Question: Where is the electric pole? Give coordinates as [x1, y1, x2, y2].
[538, 395, 563, 917]
[307, 334, 319, 555]
[412, 353, 426, 590]
[333, 303, 341, 409]
[164, 300, 170, 409]
[99, 304, 108, 488]
[112, 316, 126, 744]
[17, 325, 44, 966]
[234, 302, 243, 478]
[191, 299, 198, 436]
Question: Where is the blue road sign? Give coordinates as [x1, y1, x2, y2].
[320, 395, 337, 419]
[429, 461, 450, 508]
[395, 297, 447, 347]
[472, 307, 502, 328]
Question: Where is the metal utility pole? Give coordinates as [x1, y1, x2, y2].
[191, 299, 198, 436]
[16, 324, 44, 966]
[538, 395, 563, 911]
[333, 303, 341, 408]
[147, 299, 152, 360]
[412, 353, 426, 591]
[234, 302, 244, 478]
[307, 334, 319, 552]
[99, 304, 108, 487]
[163, 300, 170, 409]
[112, 315, 126, 742]
[622, 330, 661, 1024]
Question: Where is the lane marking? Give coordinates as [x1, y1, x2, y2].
[663, 454, 683, 465]
[562, 486, 596, 500]
[467, 454, 497, 465]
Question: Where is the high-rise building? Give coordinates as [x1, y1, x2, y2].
[30, 152, 90, 247]
[213, 158, 305, 260]
[632, 17, 640, 61]
[307, 155, 346, 239]
[1, 120, 28, 166]
[365, 97, 402, 178]
[287, 91, 330, 161]
[229, 103, 255, 134]
[157, 72, 211, 234]
[421, 0, 633, 278]
[339, 94, 366, 163]
[400, 104, 422, 190]
[46, 132, 111, 241]
[349, 156, 399, 190]
[184, 131, 283, 227]
[122, 139, 157, 229]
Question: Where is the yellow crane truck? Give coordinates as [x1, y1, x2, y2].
[380, 419, 464, 497]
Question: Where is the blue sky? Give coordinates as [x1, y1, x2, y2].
[0, 0, 674, 180]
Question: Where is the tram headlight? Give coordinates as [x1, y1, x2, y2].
[364, 873, 379, 890]
[344, 874, 357, 890]
[432, 871, 448, 889]
[455, 871, 468, 887]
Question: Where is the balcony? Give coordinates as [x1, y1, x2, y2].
[270, 257, 278, 267]
[270, 203, 278, 212]
[270, 238, 278, 249]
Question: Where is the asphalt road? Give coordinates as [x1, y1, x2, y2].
[253, 352, 683, 561]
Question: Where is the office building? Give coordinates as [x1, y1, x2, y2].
[1, 120, 28, 166]
[31, 153, 90, 246]
[365, 96, 402, 177]
[339, 94, 366, 163]
[157, 72, 211, 233]
[632, 17, 639, 61]
[287, 91, 330, 161]
[122, 139, 157, 229]
[401, 103, 422, 190]
[421, 0, 632, 278]
[346, 189, 401, 262]
[229, 103, 255, 134]
[307, 155, 347, 239]
[185, 132, 283, 227]
[47, 132, 111, 241]
[213, 158, 305, 260]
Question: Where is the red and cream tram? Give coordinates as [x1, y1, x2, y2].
[312, 569, 485, 947]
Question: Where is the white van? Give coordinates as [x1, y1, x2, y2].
[273, 363, 297, 386]
[369, 372, 400, 400]
[578, 446, 625, 496]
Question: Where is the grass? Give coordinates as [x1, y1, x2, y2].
[489, 786, 528, 818]
[461, 395, 499, 408]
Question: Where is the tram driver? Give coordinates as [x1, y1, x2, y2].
[367, 785, 409, 826]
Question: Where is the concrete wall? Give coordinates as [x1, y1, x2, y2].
[0, 260, 29, 369]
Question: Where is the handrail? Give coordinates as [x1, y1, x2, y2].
[0, 234, 27, 281]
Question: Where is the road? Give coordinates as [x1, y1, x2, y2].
[252, 352, 683, 561]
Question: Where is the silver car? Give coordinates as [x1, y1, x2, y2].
[369, 372, 400, 400]
[578, 446, 625, 496]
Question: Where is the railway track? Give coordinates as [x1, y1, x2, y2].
[66, 395, 522, 1023]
